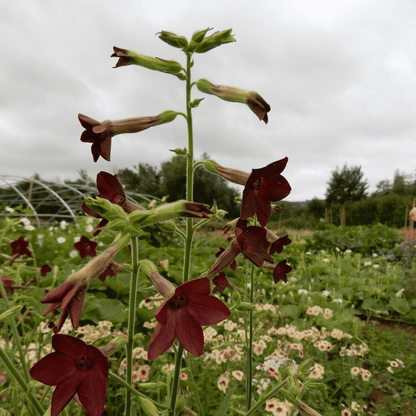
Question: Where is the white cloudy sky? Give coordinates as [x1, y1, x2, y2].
[1, 0, 416, 201]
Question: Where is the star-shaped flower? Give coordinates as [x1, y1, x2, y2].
[30, 334, 108, 416]
[74, 236, 97, 259]
[241, 158, 291, 227]
[148, 277, 230, 360]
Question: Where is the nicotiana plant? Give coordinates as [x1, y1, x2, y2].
[0, 28, 323, 416]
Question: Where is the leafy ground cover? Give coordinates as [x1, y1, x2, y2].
[1, 209, 416, 415]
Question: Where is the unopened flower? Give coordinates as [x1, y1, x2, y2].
[196, 79, 270, 123]
[147, 277, 230, 359]
[240, 158, 291, 227]
[30, 334, 108, 416]
[79, 111, 177, 162]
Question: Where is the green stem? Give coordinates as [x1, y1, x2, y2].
[245, 262, 255, 411]
[125, 236, 139, 416]
[244, 378, 288, 416]
[109, 372, 168, 411]
[169, 51, 195, 416]
[183, 353, 205, 416]
[0, 277, 30, 382]
[0, 347, 45, 415]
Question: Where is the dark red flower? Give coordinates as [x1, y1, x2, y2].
[74, 236, 97, 259]
[10, 236, 33, 258]
[269, 235, 292, 255]
[240, 158, 291, 227]
[148, 277, 230, 360]
[264, 260, 292, 284]
[82, 172, 142, 236]
[98, 262, 124, 282]
[212, 272, 233, 294]
[40, 264, 52, 277]
[42, 281, 87, 332]
[1, 275, 14, 298]
[30, 334, 108, 416]
[206, 239, 242, 277]
[235, 219, 273, 267]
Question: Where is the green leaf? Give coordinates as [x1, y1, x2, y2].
[0, 305, 22, 322]
[97, 298, 128, 323]
[389, 297, 411, 315]
[280, 305, 300, 319]
[214, 383, 237, 416]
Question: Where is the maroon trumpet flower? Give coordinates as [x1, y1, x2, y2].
[148, 277, 230, 360]
[212, 272, 233, 294]
[74, 236, 97, 259]
[241, 158, 291, 227]
[215, 247, 238, 271]
[235, 219, 273, 267]
[269, 235, 292, 255]
[263, 260, 293, 284]
[40, 264, 52, 277]
[30, 334, 108, 416]
[8, 236, 33, 265]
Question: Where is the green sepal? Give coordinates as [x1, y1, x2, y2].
[235, 302, 256, 312]
[191, 28, 212, 44]
[202, 159, 221, 174]
[138, 396, 159, 416]
[158, 30, 188, 49]
[194, 29, 236, 53]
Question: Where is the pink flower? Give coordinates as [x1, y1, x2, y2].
[30, 334, 108, 416]
[148, 277, 230, 360]
[240, 158, 291, 227]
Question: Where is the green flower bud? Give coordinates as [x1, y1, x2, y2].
[202, 159, 221, 174]
[139, 396, 158, 416]
[156, 220, 178, 233]
[158, 30, 188, 49]
[191, 28, 212, 44]
[111, 46, 184, 75]
[236, 302, 256, 312]
[139, 260, 159, 277]
[156, 110, 179, 125]
[84, 197, 127, 222]
[169, 147, 187, 155]
[194, 29, 236, 53]
[190, 98, 204, 108]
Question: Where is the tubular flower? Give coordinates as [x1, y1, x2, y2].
[263, 260, 293, 283]
[30, 334, 108, 416]
[74, 236, 97, 259]
[235, 219, 273, 267]
[82, 172, 143, 235]
[215, 247, 239, 271]
[148, 277, 231, 360]
[212, 272, 234, 294]
[196, 79, 270, 123]
[79, 111, 177, 162]
[206, 239, 242, 277]
[42, 238, 128, 331]
[241, 158, 291, 227]
[267, 232, 292, 255]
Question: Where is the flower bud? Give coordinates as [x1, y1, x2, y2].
[169, 147, 187, 156]
[111, 46, 184, 75]
[191, 28, 211, 44]
[149, 271, 175, 299]
[202, 159, 221, 174]
[158, 30, 188, 49]
[235, 302, 256, 312]
[193, 29, 235, 53]
[138, 396, 159, 416]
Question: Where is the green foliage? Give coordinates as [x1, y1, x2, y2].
[325, 164, 369, 205]
[305, 222, 402, 256]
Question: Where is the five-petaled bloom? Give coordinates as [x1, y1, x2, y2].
[74, 236, 98, 259]
[30, 334, 108, 416]
[148, 277, 230, 360]
[241, 158, 291, 227]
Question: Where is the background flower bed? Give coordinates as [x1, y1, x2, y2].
[1, 209, 416, 415]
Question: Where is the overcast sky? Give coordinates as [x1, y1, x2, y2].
[1, 0, 416, 202]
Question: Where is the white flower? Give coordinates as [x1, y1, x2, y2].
[20, 218, 31, 226]
[321, 290, 330, 297]
[69, 250, 78, 258]
[74, 236, 81, 243]
[5, 206, 14, 213]
[344, 250, 352, 254]
[25, 225, 35, 231]
[86, 217, 94, 224]
[86, 224, 94, 233]
[57, 237, 66, 244]
[335, 247, 340, 252]
[396, 288, 405, 298]
[306, 251, 312, 255]
[332, 298, 343, 304]
[372, 253, 378, 258]
[373, 264, 379, 269]
[37, 234, 43, 239]
[60, 220, 67, 230]
[322, 258, 330, 263]
[364, 262, 372, 266]
[298, 289, 308, 295]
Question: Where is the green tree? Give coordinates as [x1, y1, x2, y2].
[325, 164, 369, 205]
[117, 163, 162, 197]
